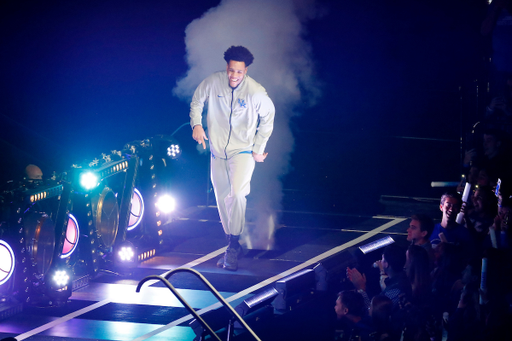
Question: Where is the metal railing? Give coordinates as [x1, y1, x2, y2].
[136, 267, 261, 341]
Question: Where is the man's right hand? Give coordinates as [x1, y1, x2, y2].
[346, 267, 366, 291]
[192, 125, 208, 149]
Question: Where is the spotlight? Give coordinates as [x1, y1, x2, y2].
[118, 246, 135, 262]
[52, 270, 70, 287]
[166, 144, 181, 159]
[80, 171, 99, 190]
[156, 194, 176, 214]
[0, 239, 15, 286]
[150, 135, 181, 160]
[114, 241, 137, 268]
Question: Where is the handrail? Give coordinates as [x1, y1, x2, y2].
[136, 274, 221, 341]
[136, 267, 261, 341]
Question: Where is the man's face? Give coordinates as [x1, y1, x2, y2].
[440, 197, 460, 222]
[483, 134, 500, 157]
[407, 219, 427, 243]
[334, 296, 348, 319]
[226, 60, 247, 88]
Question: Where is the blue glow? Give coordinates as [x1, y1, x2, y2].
[80, 172, 99, 190]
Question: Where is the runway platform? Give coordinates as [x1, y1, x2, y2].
[0, 206, 409, 341]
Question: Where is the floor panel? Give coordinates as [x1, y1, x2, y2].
[0, 209, 409, 341]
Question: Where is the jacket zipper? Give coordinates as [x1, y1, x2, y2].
[224, 88, 235, 159]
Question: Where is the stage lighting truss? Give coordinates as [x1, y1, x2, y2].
[72, 157, 138, 276]
[125, 146, 167, 245]
[0, 182, 76, 304]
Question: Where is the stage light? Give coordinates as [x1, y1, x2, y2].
[358, 236, 394, 254]
[52, 270, 70, 287]
[273, 268, 316, 312]
[127, 188, 144, 231]
[60, 214, 80, 259]
[156, 194, 176, 214]
[114, 241, 137, 268]
[118, 246, 135, 262]
[167, 144, 181, 159]
[80, 172, 99, 190]
[0, 240, 15, 286]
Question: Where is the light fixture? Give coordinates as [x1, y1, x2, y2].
[358, 236, 395, 254]
[166, 144, 181, 159]
[118, 246, 135, 262]
[114, 241, 138, 268]
[53, 270, 70, 287]
[127, 188, 144, 231]
[60, 214, 80, 259]
[156, 194, 176, 214]
[0, 239, 16, 286]
[80, 171, 99, 191]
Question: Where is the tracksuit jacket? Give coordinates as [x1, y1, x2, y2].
[189, 71, 275, 159]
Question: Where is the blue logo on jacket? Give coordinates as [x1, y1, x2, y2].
[238, 98, 246, 108]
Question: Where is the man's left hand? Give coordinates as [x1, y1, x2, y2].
[252, 152, 268, 162]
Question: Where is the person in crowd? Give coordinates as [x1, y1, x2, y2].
[368, 295, 393, 341]
[334, 290, 373, 341]
[431, 242, 466, 317]
[463, 129, 512, 187]
[406, 214, 435, 269]
[405, 245, 432, 307]
[430, 191, 474, 258]
[461, 186, 497, 251]
[486, 195, 512, 250]
[450, 281, 484, 341]
[346, 244, 411, 309]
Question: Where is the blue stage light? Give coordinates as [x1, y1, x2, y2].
[80, 171, 99, 190]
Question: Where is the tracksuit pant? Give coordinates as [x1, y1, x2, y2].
[210, 152, 255, 236]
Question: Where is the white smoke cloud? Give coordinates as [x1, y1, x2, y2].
[174, 0, 322, 249]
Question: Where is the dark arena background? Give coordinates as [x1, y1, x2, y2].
[1, 1, 507, 341]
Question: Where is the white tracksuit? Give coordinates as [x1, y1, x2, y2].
[189, 71, 275, 235]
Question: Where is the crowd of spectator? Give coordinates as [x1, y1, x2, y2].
[334, 184, 512, 340]
[332, 75, 512, 341]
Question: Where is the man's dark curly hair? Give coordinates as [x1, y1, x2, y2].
[223, 46, 254, 66]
